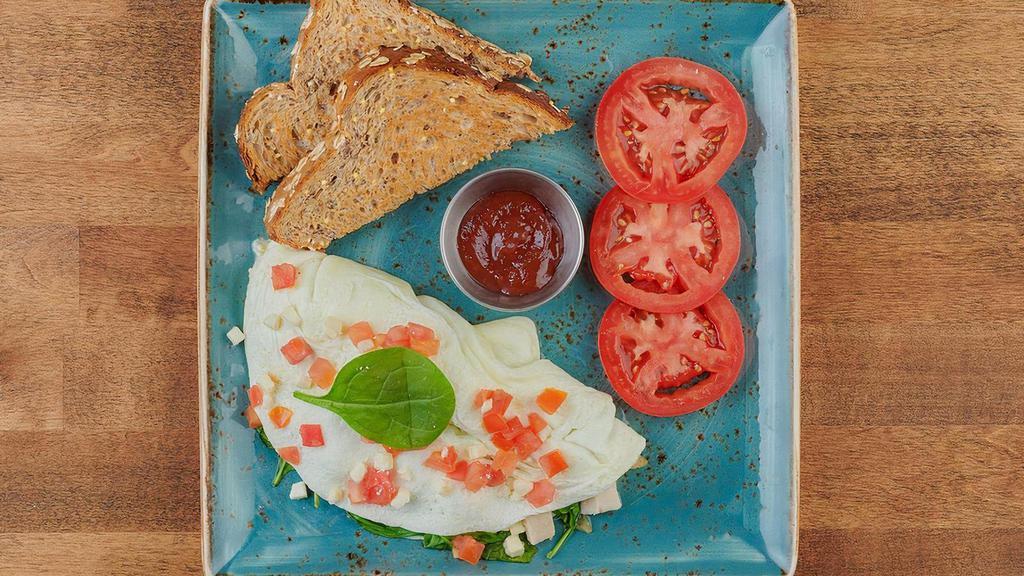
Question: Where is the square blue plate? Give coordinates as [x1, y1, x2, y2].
[198, 1, 799, 574]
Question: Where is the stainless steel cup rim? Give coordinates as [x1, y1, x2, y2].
[440, 168, 584, 313]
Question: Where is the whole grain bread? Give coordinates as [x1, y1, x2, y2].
[264, 46, 573, 251]
[237, 0, 538, 192]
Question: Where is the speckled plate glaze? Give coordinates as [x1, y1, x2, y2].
[198, 1, 799, 574]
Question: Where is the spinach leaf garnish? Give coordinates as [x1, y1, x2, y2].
[347, 513, 537, 563]
[295, 347, 455, 449]
[547, 502, 582, 559]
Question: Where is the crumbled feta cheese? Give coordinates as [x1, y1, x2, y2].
[503, 534, 525, 557]
[480, 398, 493, 413]
[349, 461, 367, 482]
[390, 487, 411, 508]
[328, 486, 346, 504]
[466, 444, 488, 460]
[441, 446, 451, 459]
[262, 314, 282, 330]
[266, 373, 280, 392]
[296, 376, 313, 389]
[523, 512, 555, 544]
[253, 239, 268, 255]
[323, 315, 344, 337]
[508, 521, 525, 536]
[372, 451, 394, 471]
[398, 467, 410, 482]
[226, 326, 245, 346]
[281, 305, 302, 326]
[289, 481, 308, 500]
[577, 515, 593, 533]
[356, 339, 374, 352]
[580, 485, 622, 515]
[511, 477, 532, 498]
[632, 455, 648, 469]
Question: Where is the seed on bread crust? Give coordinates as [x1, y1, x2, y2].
[367, 56, 391, 68]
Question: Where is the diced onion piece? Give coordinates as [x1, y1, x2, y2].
[262, 314, 282, 330]
[503, 534, 526, 557]
[289, 481, 308, 500]
[323, 315, 344, 337]
[390, 487, 412, 508]
[226, 326, 245, 346]
[349, 461, 367, 482]
[280, 304, 302, 326]
[536, 388, 567, 414]
[372, 451, 394, 471]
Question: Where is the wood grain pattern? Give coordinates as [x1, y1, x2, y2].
[0, 0, 1021, 574]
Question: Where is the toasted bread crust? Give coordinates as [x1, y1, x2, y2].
[236, 0, 539, 192]
[264, 46, 573, 250]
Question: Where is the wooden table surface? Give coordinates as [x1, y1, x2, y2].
[1, 0, 1021, 574]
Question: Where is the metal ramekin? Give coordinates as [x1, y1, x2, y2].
[440, 168, 584, 312]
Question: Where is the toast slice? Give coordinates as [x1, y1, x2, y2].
[265, 46, 573, 250]
[237, 0, 538, 192]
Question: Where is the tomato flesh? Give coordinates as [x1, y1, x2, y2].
[278, 446, 301, 465]
[346, 321, 374, 346]
[590, 185, 740, 313]
[248, 385, 264, 407]
[596, 57, 747, 203]
[268, 406, 293, 428]
[424, 446, 459, 474]
[243, 405, 261, 429]
[598, 294, 744, 416]
[271, 263, 297, 290]
[452, 534, 485, 565]
[527, 412, 547, 434]
[299, 424, 324, 447]
[536, 388, 567, 414]
[280, 337, 314, 365]
[384, 325, 410, 347]
[525, 479, 556, 508]
[307, 357, 336, 389]
[360, 466, 398, 505]
[538, 450, 569, 477]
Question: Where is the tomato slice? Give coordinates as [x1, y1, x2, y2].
[595, 58, 747, 203]
[597, 294, 745, 416]
[590, 185, 740, 313]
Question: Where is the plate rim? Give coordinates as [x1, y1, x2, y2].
[196, 1, 801, 574]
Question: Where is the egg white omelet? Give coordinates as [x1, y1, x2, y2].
[243, 240, 645, 535]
